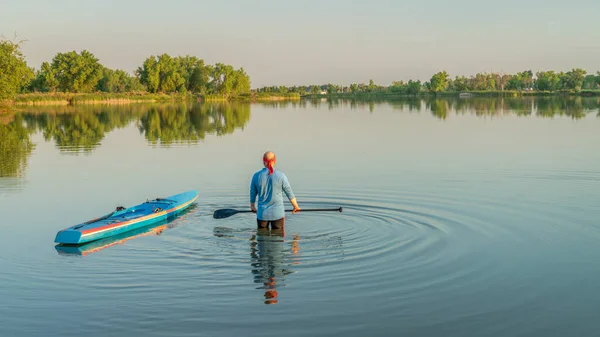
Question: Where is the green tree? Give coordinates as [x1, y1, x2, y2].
[136, 56, 160, 93]
[451, 76, 470, 91]
[326, 83, 340, 94]
[389, 81, 407, 94]
[232, 67, 251, 95]
[582, 75, 598, 89]
[535, 71, 562, 91]
[470, 73, 495, 91]
[0, 39, 34, 100]
[429, 71, 449, 92]
[560, 68, 587, 91]
[48, 50, 104, 92]
[505, 71, 533, 90]
[97, 68, 144, 93]
[29, 62, 59, 92]
[367, 79, 378, 92]
[407, 80, 422, 94]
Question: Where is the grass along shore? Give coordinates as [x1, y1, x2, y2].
[12, 92, 193, 105]
[11, 91, 302, 106]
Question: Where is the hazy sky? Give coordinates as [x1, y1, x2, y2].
[2, 0, 599, 87]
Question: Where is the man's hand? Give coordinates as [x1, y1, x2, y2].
[290, 198, 301, 214]
[250, 203, 257, 213]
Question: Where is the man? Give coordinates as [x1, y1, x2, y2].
[250, 151, 300, 230]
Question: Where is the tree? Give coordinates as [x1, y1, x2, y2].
[29, 62, 58, 92]
[49, 50, 104, 92]
[326, 83, 340, 94]
[582, 74, 599, 90]
[0, 38, 34, 100]
[367, 79, 377, 92]
[136, 56, 160, 93]
[535, 71, 562, 91]
[451, 76, 470, 91]
[97, 67, 144, 93]
[560, 68, 587, 91]
[406, 80, 421, 94]
[232, 67, 251, 95]
[429, 71, 449, 92]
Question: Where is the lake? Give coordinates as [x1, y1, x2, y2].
[1, 96, 599, 337]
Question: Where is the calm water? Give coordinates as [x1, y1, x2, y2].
[1, 97, 599, 337]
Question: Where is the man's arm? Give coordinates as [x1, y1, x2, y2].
[289, 197, 300, 214]
[250, 175, 257, 213]
[282, 174, 300, 213]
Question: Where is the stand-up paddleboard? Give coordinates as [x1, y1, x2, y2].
[54, 190, 198, 245]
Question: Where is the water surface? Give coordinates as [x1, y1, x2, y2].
[1, 97, 599, 337]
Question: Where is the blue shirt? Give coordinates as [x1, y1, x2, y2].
[250, 168, 295, 221]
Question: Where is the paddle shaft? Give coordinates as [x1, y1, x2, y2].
[241, 208, 341, 213]
[213, 206, 342, 219]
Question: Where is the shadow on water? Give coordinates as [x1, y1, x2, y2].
[54, 204, 197, 256]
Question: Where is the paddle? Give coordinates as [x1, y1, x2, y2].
[213, 207, 343, 219]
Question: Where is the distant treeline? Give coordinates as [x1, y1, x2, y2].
[0, 38, 250, 102]
[254, 69, 600, 96]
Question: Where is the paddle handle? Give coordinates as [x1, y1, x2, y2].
[286, 207, 343, 213]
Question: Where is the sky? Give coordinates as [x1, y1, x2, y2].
[2, 0, 599, 88]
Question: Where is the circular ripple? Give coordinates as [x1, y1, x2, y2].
[4, 180, 596, 336]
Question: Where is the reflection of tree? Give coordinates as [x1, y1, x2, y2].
[257, 100, 305, 110]
[388, 97, 421, 112]
[318, 96, 598, 119]
[425, 98, 449, 120]
[534, 97, 588, 119]
[138, 102, 250, 146]
[22, 105, 143, 153]
[0, 114, 35, 177]
[14, 102, 250, 152]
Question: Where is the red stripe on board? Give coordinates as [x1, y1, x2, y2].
[79, 197, 196, 236]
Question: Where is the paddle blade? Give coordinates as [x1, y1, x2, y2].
[213, 209, 240, 219]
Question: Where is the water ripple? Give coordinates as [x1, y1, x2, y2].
[2, 178, 597, 337]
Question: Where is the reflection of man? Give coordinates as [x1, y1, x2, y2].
[250, 151, 300, 230]
[250, 228, 300, 305]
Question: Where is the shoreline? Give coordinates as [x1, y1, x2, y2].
[302, 90, 600, 99]
[7, 90, 600, 108]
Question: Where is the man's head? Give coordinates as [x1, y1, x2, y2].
[263, 151, 276, 174]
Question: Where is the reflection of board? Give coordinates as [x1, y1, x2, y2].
[54, 190, 198, 245]
[55, 223, 169, 256]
